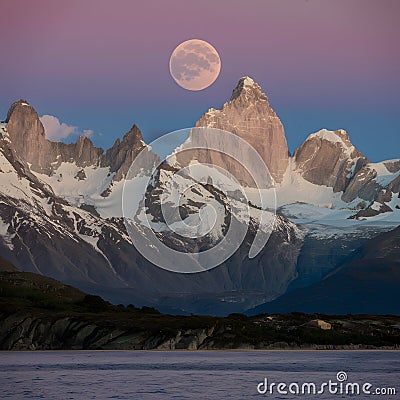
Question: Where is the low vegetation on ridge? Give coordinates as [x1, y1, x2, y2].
[0, 269, 399, 351]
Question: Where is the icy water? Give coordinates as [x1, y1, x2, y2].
[0, 351, 399, 399]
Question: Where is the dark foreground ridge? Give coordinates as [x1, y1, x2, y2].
[1, 266, 399, 351]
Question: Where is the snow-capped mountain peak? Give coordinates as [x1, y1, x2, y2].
[293, 128, 367, 192]
[229, 75, 266, 102]
[306, 128, 356, 157]
[242, 76, 255, 85]
[0, 78, 399, 315]
[308, 128, 349, 144]
[196, 77, 289, 184]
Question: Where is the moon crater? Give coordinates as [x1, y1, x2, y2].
[169, 39, 221, 91]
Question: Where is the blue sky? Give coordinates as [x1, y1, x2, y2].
[0, 0, 399, 162]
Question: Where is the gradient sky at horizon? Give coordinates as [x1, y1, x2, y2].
[1, 0, 399, 161]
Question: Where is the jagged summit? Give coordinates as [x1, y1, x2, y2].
[2, 99, 149, 182]
[101, 123, 151, 181]
[304, 129, 359, 160]
[307, 128, 351, 145]
[196, 76, 289, 183]
[121, 124, 144, 145]
[2, 91, 399, 215]
[294, 128, 367, 192]
[241, 76, 255, 85]
[0, 89, 399, 316]
[4, 100, 103, 174]
[230, 76, 268, 102]
[5, 99, 32, 123]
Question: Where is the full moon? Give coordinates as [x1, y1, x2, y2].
[169, 39, 221, 91]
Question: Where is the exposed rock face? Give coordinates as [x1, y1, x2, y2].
[0, 312, 218, 350]
[387, 174, 400, 195]
[306, 319, 332, 330]
[1, 89, 399, 318]
[195, 77, 289, 184]
[342, 165, 380, 202]
[351, 203, 392, 219]
[291, 129, 398, 217]
[293, 129, 367, 192]
[5, 100, 155, 189]
[342, 161, 400, 217]
[6, 100, 53, 173]
[1, 266, 399, 351]
[6, 100, 103, 174]
[101, 124, 148, 181]
[1, 267, 397, 350]
[0, 112, 303, 315]
[67, 135, 102, 167]
[74, 169, 87, 181]
[247, 226, 400, 315]
[384, 159, 400, 173]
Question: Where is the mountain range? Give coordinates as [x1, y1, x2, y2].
[0, 77, 399, 315]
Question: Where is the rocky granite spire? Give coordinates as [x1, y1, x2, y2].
[5, 99, 53, 173]
[196, 76, 289, 183]
[5, 100, 103, 174]
[293, 129, 368, 192]
[4, 99, 158, 189]
[101, 124, 149, 181]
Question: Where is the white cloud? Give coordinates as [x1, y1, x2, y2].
[40, 115, 93, 141]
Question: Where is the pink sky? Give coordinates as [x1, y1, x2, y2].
[0, 0, 399, 160]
